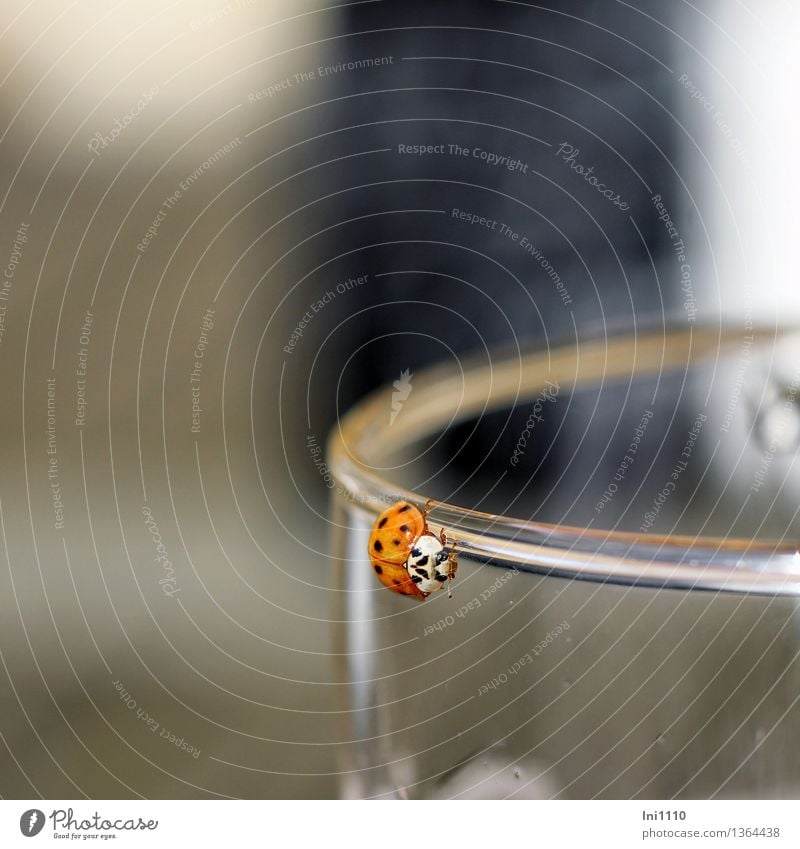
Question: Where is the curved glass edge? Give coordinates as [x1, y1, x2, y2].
[328, 326, 800, 596]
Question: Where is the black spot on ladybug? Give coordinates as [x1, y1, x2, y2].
[393, 538, 401, 546]
[411, 575, 423, 584]
[399, 524, 409, 533]
[378, 517, 388, 528]
[415, 555, 429, 567]
[410, 547, 421, 557]
[373, 540, 383, 552]
[398, 504, 411, 512]
[374, 564, 383, 574]
[435, 574, 448, 582]
[393, 579, 401, 585]
[414, 568, 428, 576]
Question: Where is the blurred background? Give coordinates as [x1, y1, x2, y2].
[0, 0, 798, 799]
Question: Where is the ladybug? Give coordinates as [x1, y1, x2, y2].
[368, 500, 458, 600]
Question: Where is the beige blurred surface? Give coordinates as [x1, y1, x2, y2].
[0, 0, 341, 798]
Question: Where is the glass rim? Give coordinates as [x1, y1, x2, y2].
[327, 324, 800, 595]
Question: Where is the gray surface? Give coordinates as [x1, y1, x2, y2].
[338, 511, 800, 800]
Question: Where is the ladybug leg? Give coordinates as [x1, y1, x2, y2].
[445, 535, 459, 598]
[449, 542, 459, 572]
[422, 498, 435, 523]
[433, 528, 449, 565]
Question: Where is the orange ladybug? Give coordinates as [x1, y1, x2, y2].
[368, 500, 457, 600]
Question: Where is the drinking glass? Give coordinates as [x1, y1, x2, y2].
[328, 326, 800, 799]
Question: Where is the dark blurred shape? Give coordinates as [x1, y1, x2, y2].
[308, 0, 683, 509]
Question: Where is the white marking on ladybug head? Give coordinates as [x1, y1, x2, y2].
[406, 534, 450, 595]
